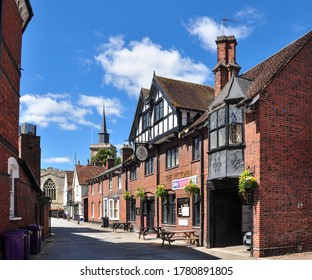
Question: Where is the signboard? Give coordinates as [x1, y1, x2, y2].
[178, 219, 188, 226]
[172, 175, 197, 190]
[135, 145, 148, 161]
[242, 205, 252, 232]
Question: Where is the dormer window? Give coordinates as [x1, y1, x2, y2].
[209, 105, 243, 151]
[142, 112, 150, 131]
[154, 99, 164, 122]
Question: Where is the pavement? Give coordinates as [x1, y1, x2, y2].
[31, 218, 312, 260]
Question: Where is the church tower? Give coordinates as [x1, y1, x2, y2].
[98, 104, 110, 144]
[90, 102, 116, 163]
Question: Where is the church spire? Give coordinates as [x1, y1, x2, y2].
[98, 101, 109, 144]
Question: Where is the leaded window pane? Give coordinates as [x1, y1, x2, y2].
[218, 127, 226, 147]
[229, 105, 242, 123]
[192, 136, 201, 160]
[210, 131, 217, 150]
[210, 111, 217, 130]
[218, 107, 225, 126]
[229, 124, 243, 144]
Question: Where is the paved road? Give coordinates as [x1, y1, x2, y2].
[34, 218, 253, 260]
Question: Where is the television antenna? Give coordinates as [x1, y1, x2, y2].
[221, 17, 238, 35]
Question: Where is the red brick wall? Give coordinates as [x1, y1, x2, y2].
[0, 0, 25, 237]
[127, 128, 208, 241]
[18, 133, 41, 184]
[88, 181, 102, 223]
[0, 0, 23, 147]
[245, 39, 312, 257]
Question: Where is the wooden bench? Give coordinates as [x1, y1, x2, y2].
[112, 222, 133, 232]
[161, 230, 199, 246]
[139, 226, 162, 240]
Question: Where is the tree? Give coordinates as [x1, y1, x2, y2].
[91, 148, 115, 165]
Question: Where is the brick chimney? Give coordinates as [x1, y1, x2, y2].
[18, 123, 41, 184]
[213, 35, 241, 96]
[120, 144, 133, 162]
[106, 157, 115, 169]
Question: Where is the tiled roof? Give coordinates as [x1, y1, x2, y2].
[75, 165, 106, 185]
[241, 30, 312, 98]
[154, 75, 215, 111]
[65, 171, 74, 186]
[141, 88, 150, 98]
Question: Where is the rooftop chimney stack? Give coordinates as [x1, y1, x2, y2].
[213, 35, 241, 96]
[18, 123, 41, 184]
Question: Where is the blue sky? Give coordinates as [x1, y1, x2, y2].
[20, 0, 311, 171]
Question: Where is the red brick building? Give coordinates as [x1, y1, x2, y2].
[206, 31, 312, 257]
[124, 74, 214, 244]
[0, 0, 50, 258]
[85, 30, 312, 258]
[241, 30, 312, 257]
[87, 145, 133, 224]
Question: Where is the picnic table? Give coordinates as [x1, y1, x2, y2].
[112, 221, 133, 232]
[139, 226, 162, 240]
[161, 229, 199, 246]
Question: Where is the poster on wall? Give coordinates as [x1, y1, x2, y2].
[177, 197, 190, 217]
[172, 175, 197, 190]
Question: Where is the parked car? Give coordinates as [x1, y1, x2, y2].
[243, 232, 251, 246]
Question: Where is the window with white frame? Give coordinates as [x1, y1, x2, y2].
[108, 198, 119, 220]
[103, 198, 108, 217]
[98, 201, 102, 218]
[99, 181, 102, 194]
[91, 184, 94, 195]
[8, 157, 19, 219]
[118, 173, 122, 189]
[91, 202, 94, 218]
[109, 175, 112, 191]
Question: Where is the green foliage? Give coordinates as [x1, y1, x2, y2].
[91, 148, 116, 165]
[184, 179, 200, 195]
[135, 187, 146, 200]
[156, 185, 166, 197]
[123, 190, 131, 200]
[238, 170, 258, 199]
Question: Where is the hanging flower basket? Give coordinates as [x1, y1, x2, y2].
[238, 170, 258, 199]
[184, 179, 200, 195]
[135, 187, 146, 200]
[123, 190, 131, 200]
[156, 184, 166, 197]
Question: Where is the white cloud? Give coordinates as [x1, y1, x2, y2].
[42, 157, 72, 164]
[77, 95, 124, 117]
[20, 93, 124, 130]
[185, 17, 251, 52]
[95, 36, 210, 98]
[185, 7, 265, 52]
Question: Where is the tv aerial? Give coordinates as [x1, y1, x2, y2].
[221, 16, 238, 35]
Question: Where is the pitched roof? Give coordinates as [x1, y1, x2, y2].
[154, 75, 215, 111]
[65, 171, 74, 186]
[75, 165, 106, 185]
[241, 30, 312, 98]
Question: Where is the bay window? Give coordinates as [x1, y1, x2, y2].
[209, 105, 243, 150]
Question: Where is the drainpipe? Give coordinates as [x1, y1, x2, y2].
[197, 130, 205, 247]
[156, 145, 160, 229]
